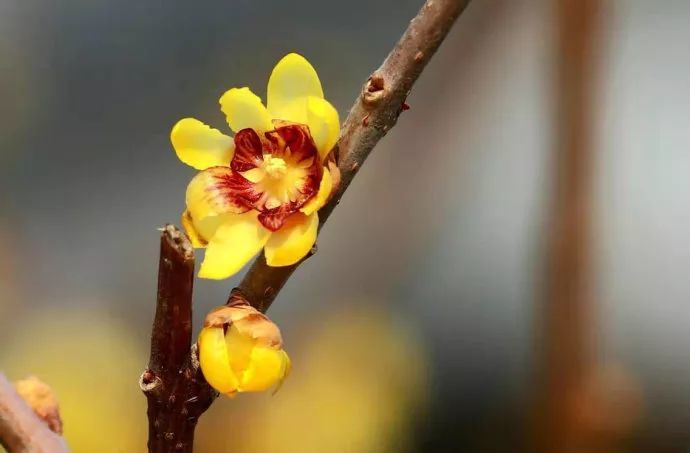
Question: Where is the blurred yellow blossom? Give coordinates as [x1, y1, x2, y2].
[199, 297, 290, 397]
[0, 308, 147, 451]
[196, 303, 429, 453]
[14, 375, 63, 434]
[171, 53, 340, 280]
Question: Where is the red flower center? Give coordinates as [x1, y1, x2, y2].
[225, 123, 323, 231]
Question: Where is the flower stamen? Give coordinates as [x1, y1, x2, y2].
[263, 155, 288, 179]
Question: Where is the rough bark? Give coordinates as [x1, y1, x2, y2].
[141, 226, 216, 453]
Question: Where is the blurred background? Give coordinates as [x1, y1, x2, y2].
[1, 0, 689, 451]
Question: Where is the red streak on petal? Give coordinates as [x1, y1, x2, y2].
[258, 205, 296, 232]
[192, 166, 252, 214]
[279, 124, 322, 199]
[231, 128, 264, 172]
[267, 123, 319, 164]
[210, 169, 263, 209]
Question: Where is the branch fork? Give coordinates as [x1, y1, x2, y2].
[144, 0, 472, 450]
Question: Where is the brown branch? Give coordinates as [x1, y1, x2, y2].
[0, 373, 68, 452]
[535, 0, 603, 451]
[141, 226, 216, 453]
[236, 0, 473, 312]
[144, 1, 472, 450]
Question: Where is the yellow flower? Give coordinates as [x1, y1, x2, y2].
[198, 298, 290, 397]
[171, 53, 340, 279]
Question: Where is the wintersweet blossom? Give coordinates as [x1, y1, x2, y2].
[198, 299, 290, 396]
[171, 53, 340, 279]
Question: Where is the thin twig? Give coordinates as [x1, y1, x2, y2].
[141, 226, 216, 453]
[236, 0, 473, 312]
[0, 373, 68, 452]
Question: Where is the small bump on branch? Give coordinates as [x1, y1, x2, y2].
[235, 0, 473, 313]
[145, 1, 473, 450]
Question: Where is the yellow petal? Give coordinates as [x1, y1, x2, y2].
[264, 212, 318, 267]
[242, 167, 266, 183]
[267, 53, 323, 123]
[198, 326, 239, 394]
[225, 323, 256, 378]
[300, 167, 333, 216]
[182, 212, 237, 248]
[198, 212, 271, 279]
[181, 209, 207, 247]
[171, 118, 235, 170]
[306, 96, 340, 159]
[219, 87, 272, 133]
[272, 350, 291, 395]
[239, 345, 290, 392]
[185, 167, 250, 225]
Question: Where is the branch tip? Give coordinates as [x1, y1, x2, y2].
[161, 224, 194, 261]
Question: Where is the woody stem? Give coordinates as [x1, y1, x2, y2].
[142, 226, 217, 453]
[145, 0, 473, 450]
[236, 0, 473, 313]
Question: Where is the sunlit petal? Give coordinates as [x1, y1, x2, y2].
[181, 209, 208, 247]
[306, 96, 339, 159]
[225, 324, 256, 378]
[264, 212, 318, 267]
[242, 168, 266, 183]
[198, 326, 239, 394]
[267, 53, 323, 123]
[198, 212, 271, 279]
[171, 118, 235, 170]
[239, 345, 291, 392]
[186, 167, 258, 224]
[219, 87, 272, 133]
[300, 166, 333, 216]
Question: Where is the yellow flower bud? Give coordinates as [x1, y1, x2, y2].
[198, 298, 290, 397]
